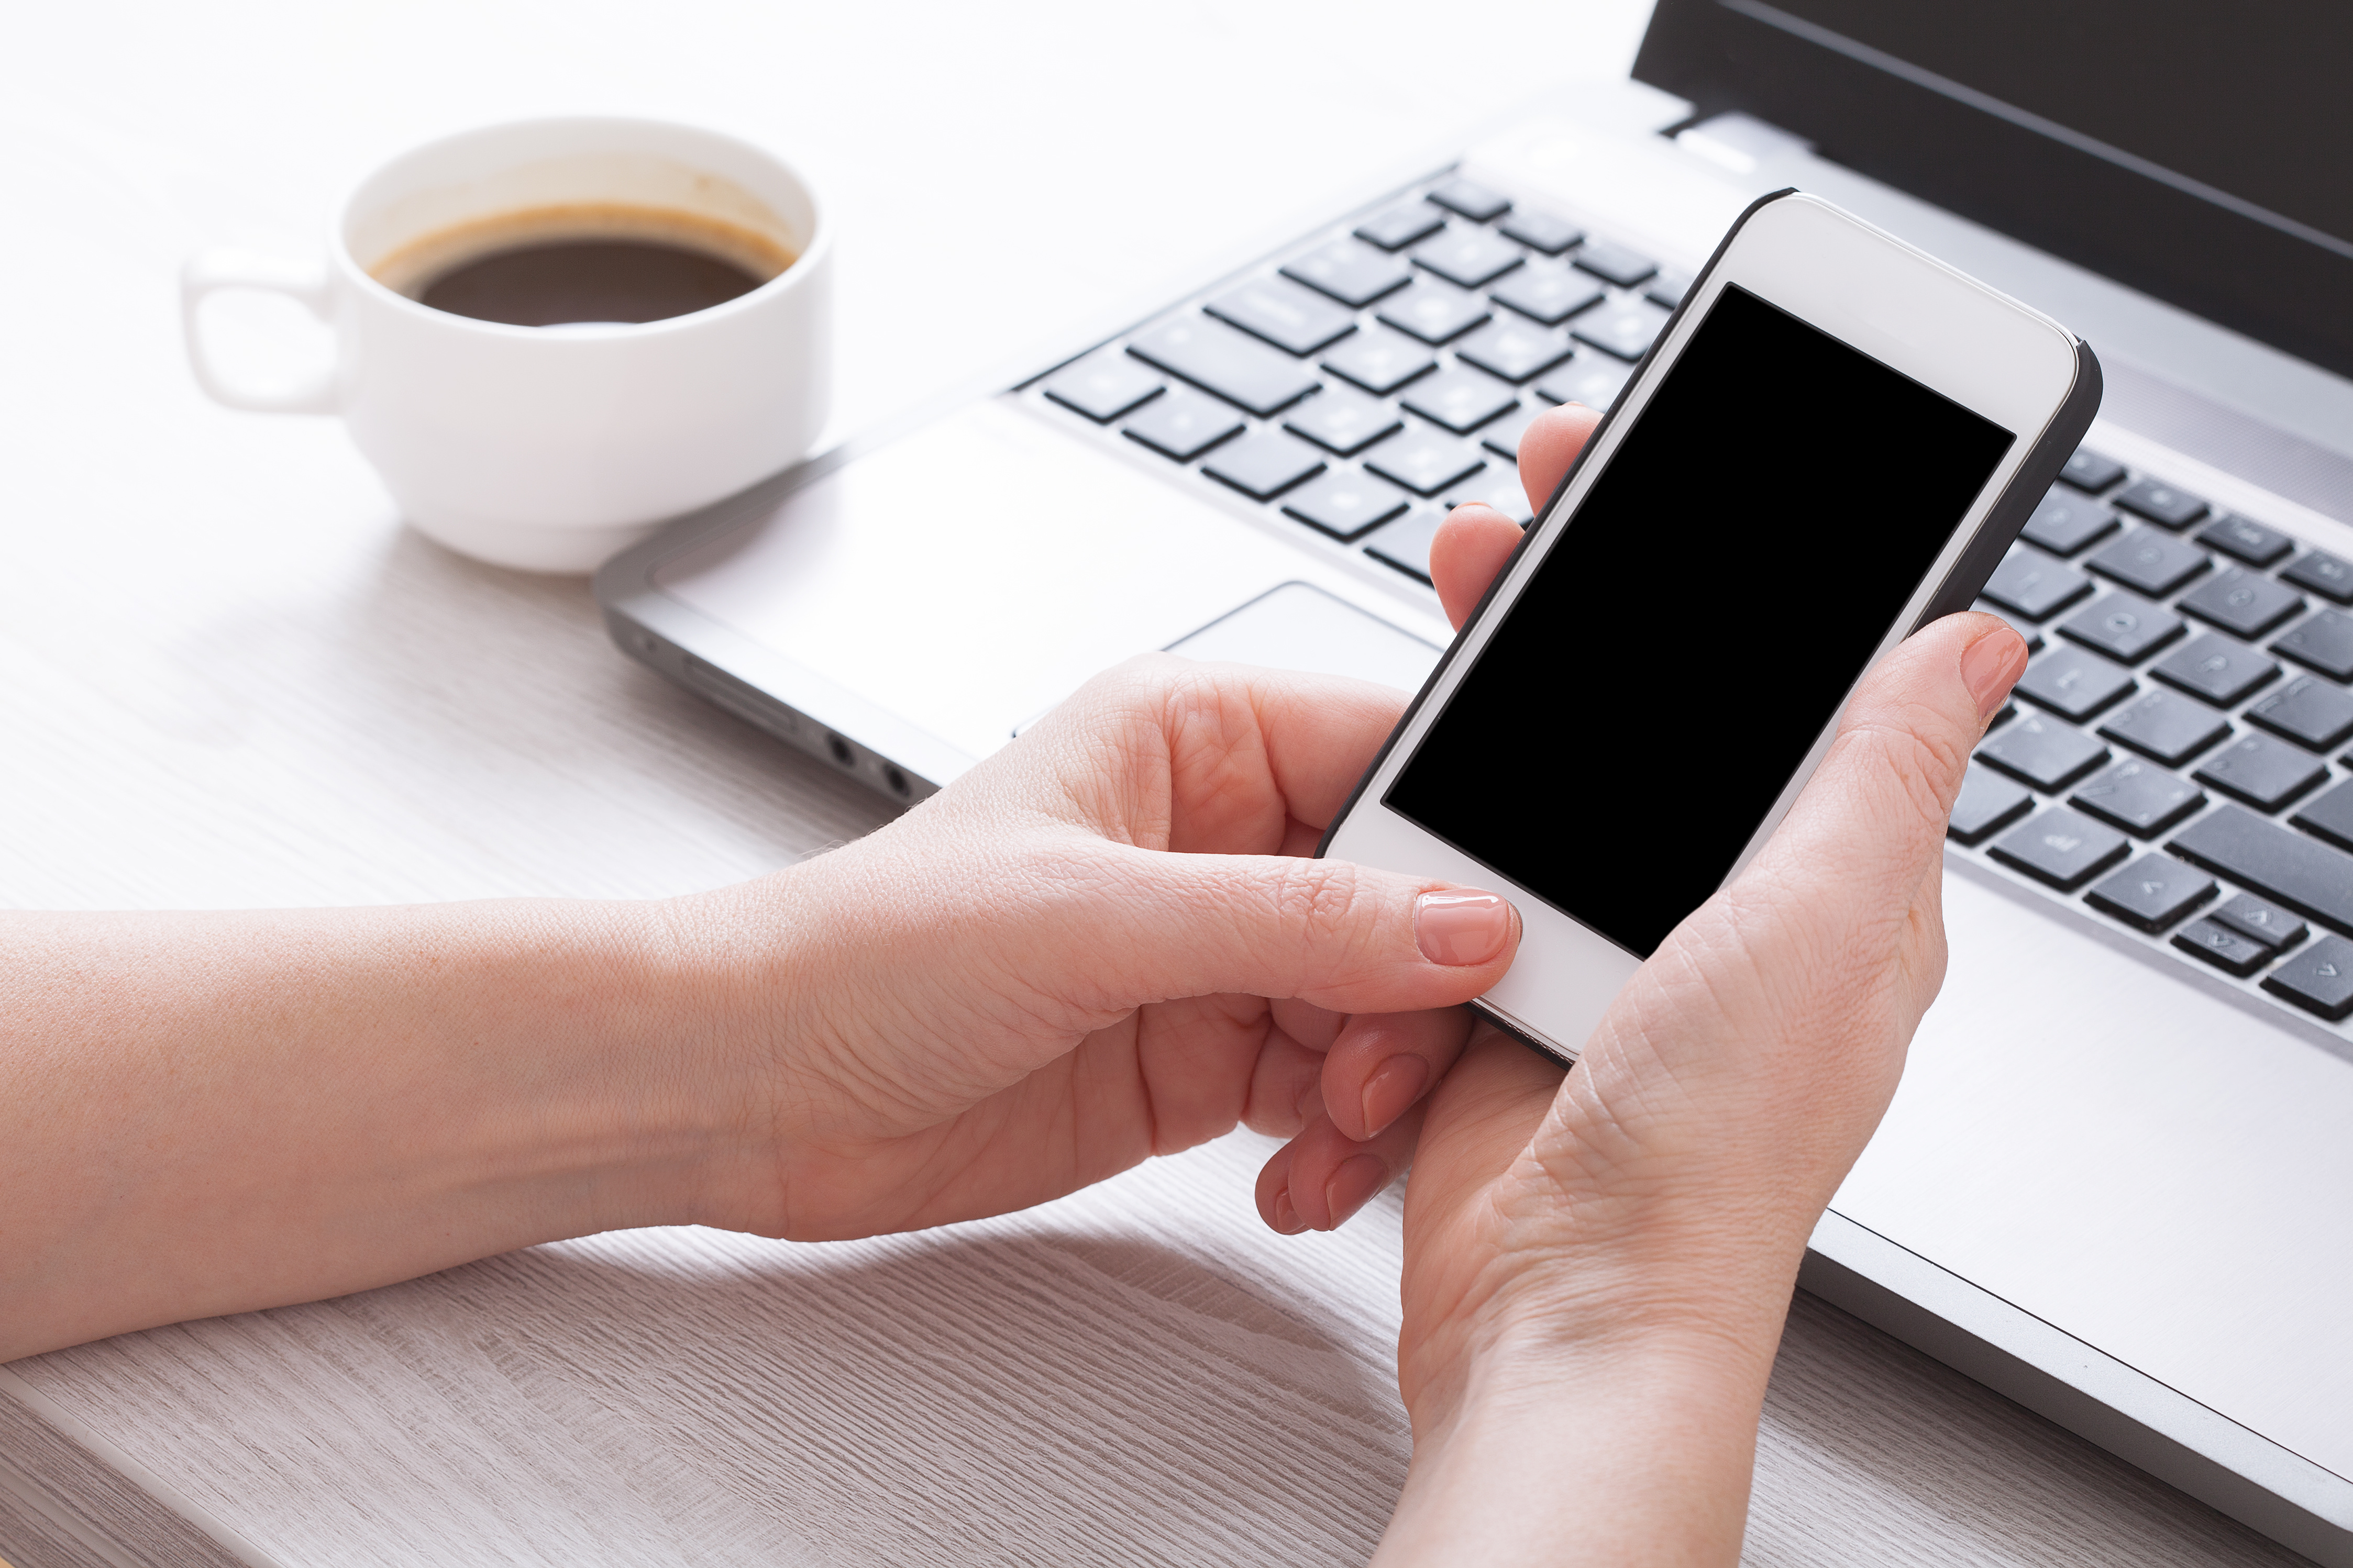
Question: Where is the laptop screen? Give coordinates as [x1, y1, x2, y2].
[1635, 0, 2353, 381]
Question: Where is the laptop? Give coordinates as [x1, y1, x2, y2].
[597, 2, 2353, 1558]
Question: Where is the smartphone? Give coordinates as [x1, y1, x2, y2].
[1319, 190, 2102, 1064]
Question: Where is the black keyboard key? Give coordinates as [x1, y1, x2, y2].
[2273, 608, 2353, 681]
[1535, 358, 1631, 410]
[2284, 549, 2353, 605]
[1202, 430, 1327, 501]
[2247, 674, 2353, 752]
[2173, 918, 2272, 977]
[1401, 368, 1519, 434]
[1443, 472, 1535, 527]
[1043, 354, 1165, 422]
[1455, 318, 1576, 383]
[1645, 271, 1692, 310]
[2291, 778, 2353, 853]
[1376, 282, 1493, 345]
[2199, 513, 2295, 567]
[1427, 176, 1510, 223]
[2114, 477, 2210, 529]
[1989, 807, 2130, 889]
[1321, 328, 1438, 395]
[2171, 804, 2353, 937]
[1571, 299, 1670, 361]
[1366, 428, 1485, 496]
[1363, 508, 1445, 583]
[2085, 854, 2216, 932]
[1281, 239, 1412, 309]
[2086, 529, 2210, 597]
[1478, 402, 1544, 462]
[1573, 240, 1657, 287]
[2150, 632, 2279, 707]
[2020, 489, 2120, 557]
[1490, 265, 1606, 327]
[2068, 758, 2203, 836]
[2015, 644, 2135, 721]
[1982, 546, 2094, 621]
[1205, 278, 1358, 357]
[1355, 204, 1446, 251]
[2096, 688, 2230, 766]
[2059, 448, 2127, 493]
[2263, 936, 2353, 1019]
[1948, 763, 2034, 845]
[1499, 209, 1583, 254]
[1283, 388, 1402, 457]
[2179, 568, 2304, 640]
[2212, 891, 2308, 950]
[1121, 388, 1244, 462]
[1972, 600, 2045, 653]
[1412, 228, 1524, 290]
[1280, 470, 1410, 541]
[1976, 710, 2108, 790]
[1128, 318, 1319, 417]
[2193, 733, 2329, 811]
[2059, 592, 2184, 663]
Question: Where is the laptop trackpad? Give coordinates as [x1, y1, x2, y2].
[1167, 582, 1440, 690]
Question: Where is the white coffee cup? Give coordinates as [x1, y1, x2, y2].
[182, 116, 831, 573]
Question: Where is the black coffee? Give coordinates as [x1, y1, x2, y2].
[419, 240, 764, 326]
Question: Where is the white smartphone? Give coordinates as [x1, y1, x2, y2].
[1319, 190, 2102, 1064]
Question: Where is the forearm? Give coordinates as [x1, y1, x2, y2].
[0, 898, 747, 1361]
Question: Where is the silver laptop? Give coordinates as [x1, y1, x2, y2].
[598, 3, 2353, 1558]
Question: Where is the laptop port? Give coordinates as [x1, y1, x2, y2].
[827, 735, 854, 767]
[883, 764, 910, 797]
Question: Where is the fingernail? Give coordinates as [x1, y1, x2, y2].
[1360, 1054, 1430, 1138]
[1323, 1153, 1390, 1230]
[1959, 627, 2028, 722]
[1416, 891, 1513, 965]
[1272, 1187, 1308, 1235]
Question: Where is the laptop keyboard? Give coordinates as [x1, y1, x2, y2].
[1020, 168, 2353, 1036]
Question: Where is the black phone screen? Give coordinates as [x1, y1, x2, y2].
[1383, 284, 2015, 957]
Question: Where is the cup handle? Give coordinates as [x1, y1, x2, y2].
[180, 249, 340, 414]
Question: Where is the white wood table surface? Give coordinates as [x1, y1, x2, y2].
[0, 1, 2313, 1562]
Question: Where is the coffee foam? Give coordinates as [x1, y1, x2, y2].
[370, 203, 797, 299]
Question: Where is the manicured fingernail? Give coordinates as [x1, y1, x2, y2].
[1360, 1054, 1430, 1138]
[1272, 1187, 1308, 1235]
[1323, 1153, 1390, 1229]
[1960, 627, 2029, 721]
[1416, 891, 1513, 965]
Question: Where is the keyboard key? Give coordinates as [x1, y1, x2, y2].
[2179, 567, 2304, 640]
[1536, 358, 1631, 410]
[2058, 592, 2184, 664]
[2150, 632, 2279, 707]
[2174, 918, 2274, 977]
[1321, 328, 1438, 395]
[2272, 608, 2353, 681]
[1202, 430, 1327, 501]
[1645, 271, 1693, 310]
[2096, 688, 2230, 766]
[1283, 388, 1401, 456]
[1499, 209, 1583, 254]
[1281, 239, 1412, 309]
[2199, 513, 2295, 567]
[2015, 644, 2135, 721]
[2068, 757, 2203, 836]
[2291, 777, 2353, 853]
[1412, 228, 1524, 290]
[2059, 448, 2127, 493]
[1205, 278, 1358, 357]
[1982, 546, 2094, 621]
[1401, 368, 1519, 434]
[2114, 477, 2210, 529]
[1366, 427, 1485, 495]
[1363, 508, 1445, 583]
[1972, 600, 2044, 653]
[2085, 854, 2216, 932]
[2086, 529, 2210, 597]
[1572, 299, 1670, 361]
[1989, 807, 2130, 889]
[1976, 710, 2108, 790]
[2262, 935, 2353, 1019]
[1121, 388, 1245, 461]
[2283, 549, 2353, 605]
[2020, 489, 2120, 557]
[2172, 805, 2353, 937]
[1947, 762, 2034, 845]
[1456, 318, 1576, 383]
[1129, 318, 1320, 416]
[1478, 402, 1544, 462]
[2212, 891, 2308, 951]
[1427, 176, 1510, 222]
[2193, 733, 2329, 811]
[1376, 282, 1493, 345]
[1444, 472, 1535, 526]
[1355, 204, 1446, 251]
[1573, 240, 1658, 287]
[1280, 469, 1410, 541]
[1043, 354, 1165, 422]
[1490, 265, 1607, 327]
[2247, 674, 2353, 752]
